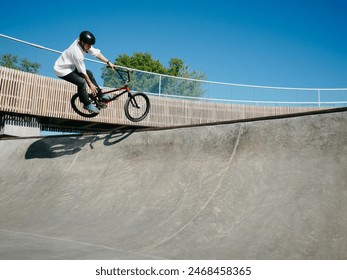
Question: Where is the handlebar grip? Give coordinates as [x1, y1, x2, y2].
[107, 66, 132, 73]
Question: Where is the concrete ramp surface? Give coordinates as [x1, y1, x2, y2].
[0, 111, 346, 259]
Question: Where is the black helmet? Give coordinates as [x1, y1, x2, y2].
[79, 31, 96, 45]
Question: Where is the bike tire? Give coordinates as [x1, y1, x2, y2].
[70, 93, 99, 118]
[124, 93, 150, 122]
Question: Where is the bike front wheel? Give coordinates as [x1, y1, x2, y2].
[124, 93, 150, 122]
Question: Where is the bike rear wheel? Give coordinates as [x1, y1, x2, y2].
[124, 93, 150, 122]
[71, 93, 99, 118]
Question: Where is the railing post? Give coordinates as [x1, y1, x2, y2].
[158, 75, 162, 96]
[318, 90, 321, 107]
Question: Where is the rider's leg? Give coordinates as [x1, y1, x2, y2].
[59, 70, 99, 113]
[60, 70, 90, 106]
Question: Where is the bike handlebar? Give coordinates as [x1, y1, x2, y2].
[107, 66, 132, 83]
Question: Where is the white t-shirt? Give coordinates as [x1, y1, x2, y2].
[54, 39, 101, 77]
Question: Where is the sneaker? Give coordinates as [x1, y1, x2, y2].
[83, 103, 100, 113]
[100, 93, 111, 101]
[97, 89, 111, 101]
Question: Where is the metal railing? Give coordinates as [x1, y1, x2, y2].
[1, 33, 347, 108]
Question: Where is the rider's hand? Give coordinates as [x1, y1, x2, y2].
[107, 61, 116, 69]
[89, 83, 98, 93]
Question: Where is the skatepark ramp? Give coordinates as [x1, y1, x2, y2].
[0, 109, 346, 259]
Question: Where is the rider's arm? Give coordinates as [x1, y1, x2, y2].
[70, 55, 97, 93]
[96, 53, 115, 68]
[84, 73, 97, 93]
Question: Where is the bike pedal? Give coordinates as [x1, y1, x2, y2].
[100, 102, 108, 109]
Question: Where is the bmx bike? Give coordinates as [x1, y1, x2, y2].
[71, 68, 150, 122]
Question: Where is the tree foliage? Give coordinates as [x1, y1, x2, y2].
[0, 54, 40, 74]
[101, 52, 206, 97]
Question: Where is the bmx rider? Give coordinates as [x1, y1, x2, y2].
[54, 31, 115, 113]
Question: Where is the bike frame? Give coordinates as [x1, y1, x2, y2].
[71, 67, 150, 121]
[99, 69, 132, 103]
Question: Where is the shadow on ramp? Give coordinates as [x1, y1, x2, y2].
[25, 128, 136, 159]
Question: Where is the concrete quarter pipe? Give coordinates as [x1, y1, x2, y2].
[0, 110, 346, 259]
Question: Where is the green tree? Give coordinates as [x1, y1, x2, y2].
[101, 52, 206, 97]
[162, 57, 206, 98]
[0, 54, 40, 74]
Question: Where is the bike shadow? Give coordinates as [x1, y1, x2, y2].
[25, 128, 136, 159]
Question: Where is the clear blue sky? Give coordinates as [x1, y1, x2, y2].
[1, 0, 347, 89]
